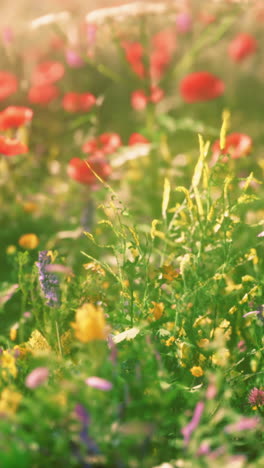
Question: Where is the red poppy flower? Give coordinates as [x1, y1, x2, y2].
[0, 106, 33, 129]
[131, 90, 148, 110]
[180, 72, 225, 102]
[99, 132, 122, 154]
[62, 92, 80, 112]
[62, 92, 96, 112]
[67, 156, 111, 185]
[82, 133, 121, 155]
[150, 48, 171, 79]
[0, 135, 28, 156]
[212, 133, 252, 162]
[28, 84, 59, 105]
[0, 71, 18, 101]
[31, 61, 65, 86]
[79, 93, 96, 111]
[122, 41, 145, 78]
[149, 85, 164, 103]
[228, 33, 257, 62]
[123, 41, 144, 64]
[82, 138, 98, 154]
[128, 133, 149, 145]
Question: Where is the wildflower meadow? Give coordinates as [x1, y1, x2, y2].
[0, 1, 264, 467]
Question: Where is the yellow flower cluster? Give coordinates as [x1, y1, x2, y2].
[149, 302, 164, 321]
[0, 351, 17, 379]
[71, 303, 108, 343]
[27, 329, 51, 354]
[0, 388, 22, 415]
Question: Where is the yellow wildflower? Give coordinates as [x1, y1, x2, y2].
[212, 348, 230, 367]
[6, 245, 16, 255]
[0, 388, 22, 415]
[18, 233, 39, 249]
[27, 330, 51, 354]
[178, 342, 194, 363]
[10, 326, 18, 341]
[162, 264, 179, 282]
[71, 303, 108, 343]
[199, 353, 206, 363]
[166, 322, 175, 331]
[0, 351, 17, 379]
[149, 302, 164, 321]
[165, 336, 176, 347]
[83, 262, 105, 276]
[197, 338, 210, 349]
[193, 315, 212, 328]
[242, 275, 254, 282]
[13, 345, 31, 359]
[190, 366, 204, 377]
[52, 392, 67, 407]
[22, 201, 38, 213]
[228, 305, 237, 315]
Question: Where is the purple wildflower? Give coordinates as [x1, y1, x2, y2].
[181, 401, 205, 445]
[65, 49, 84, 68]
[85, 376, 113, 391]
[197, 442, 210, 455]
[175, 12, 192, 33]
[243, 305, 264, 323]
[248, 388, 264, 406]
[224, 417, 259, 433]
[36, 251, 60, 307]
[75, 404, 90, 426]
[73, 403, 99, 466]
[237, 340, 246, 352]
[25, 367, 49, 389]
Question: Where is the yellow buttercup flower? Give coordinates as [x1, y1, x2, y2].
[71, 303, 108, 343]
[197, 338, 210, 349]
[18, 233, 39, 249]
[190, 366, 204, 377]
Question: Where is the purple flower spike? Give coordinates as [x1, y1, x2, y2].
[85, 376, 113, 391]
[36, 251, 60, 307]
[75, 404, 90, 425]
[224, 417, 259, 433]
[181, 401, 204, 445]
